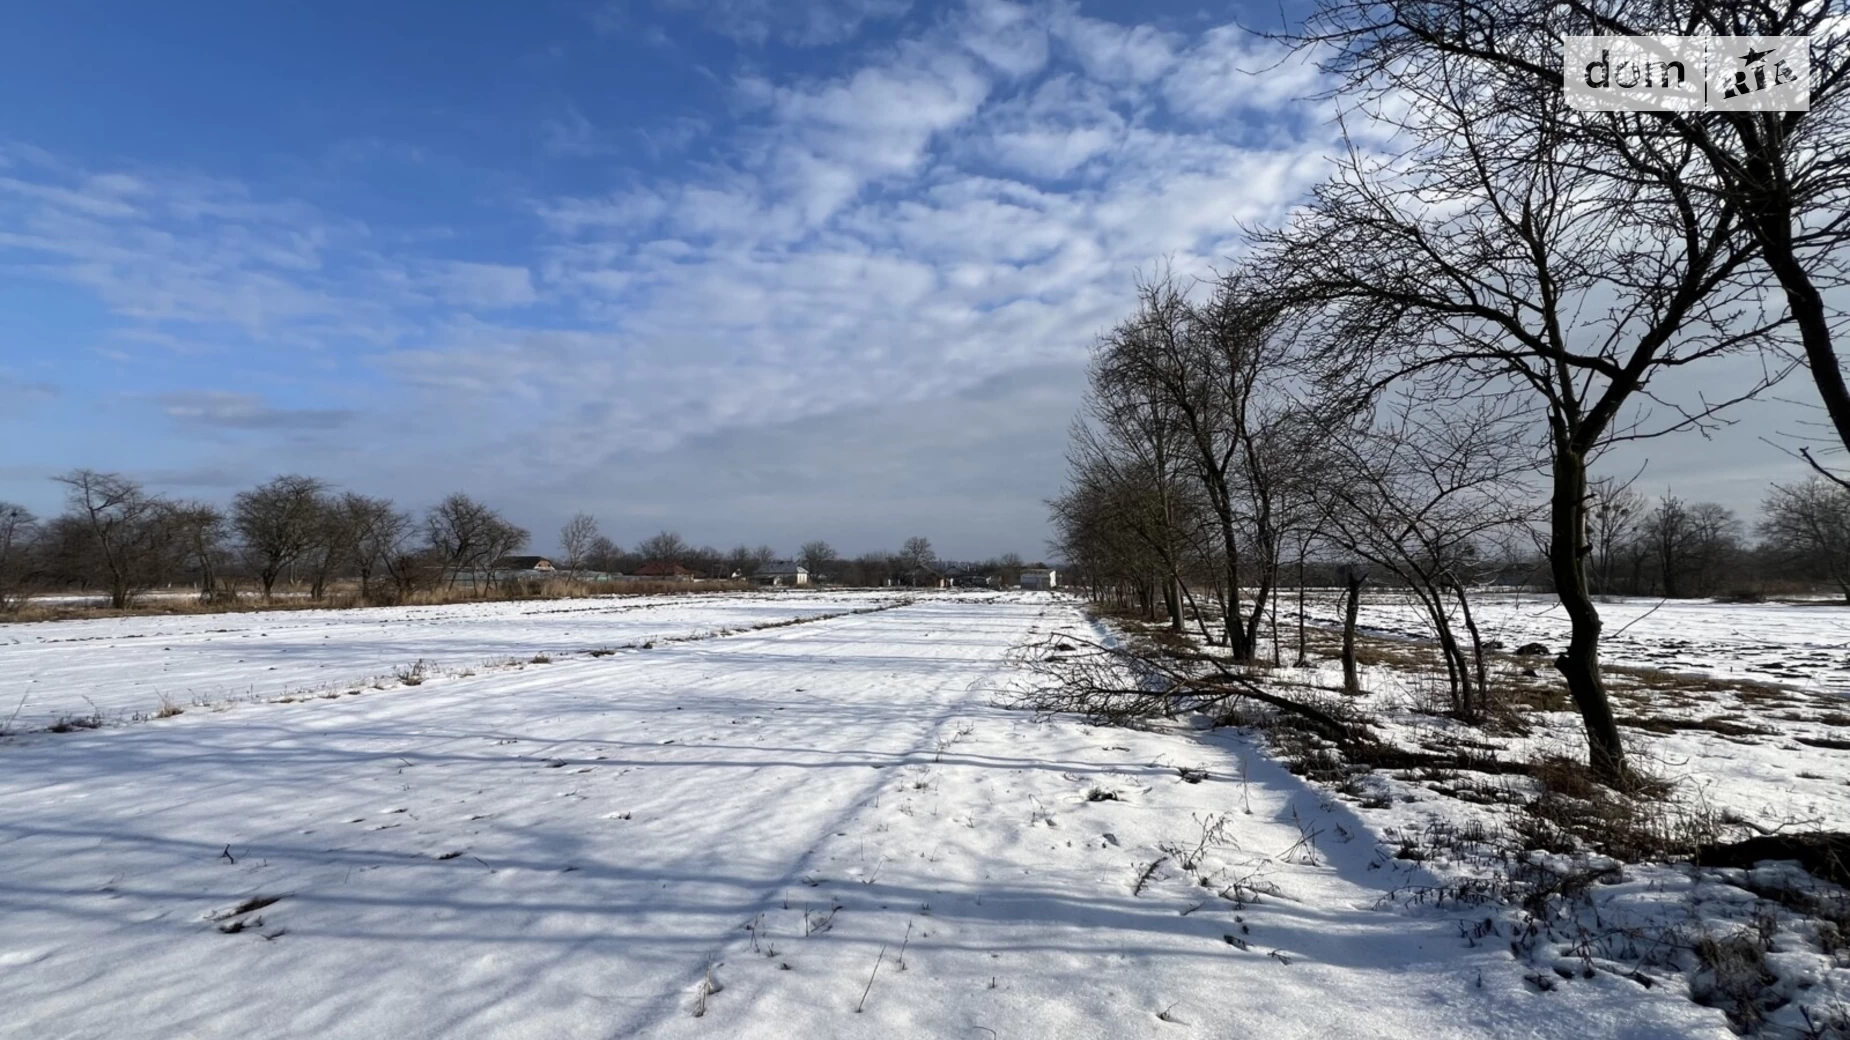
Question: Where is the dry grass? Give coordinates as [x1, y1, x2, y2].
[0, 579, 765, 624]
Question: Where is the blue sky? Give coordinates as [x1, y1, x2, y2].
[0, 0, 1815, 557]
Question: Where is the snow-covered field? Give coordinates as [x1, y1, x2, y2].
[0, 590, 902, 732]
[1338, 591, 1850, 692]
[0, 591, 1745, 1038]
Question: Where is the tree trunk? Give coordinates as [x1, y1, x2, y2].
[1432, 614, 1471, 717]
[1164, 575, 1183, 634]
[1750, 189, 1850, 488]
[1295, 557, 1308, 667]
[1550, 440, 1626, 783]
[1178, 580, 1214, 644]
[1268, 581, 1281, 668]
[1243, 564, 1273, 664]
[1341, 573, 1364, 695]
[196, 549, 217, 604]
[1453, 583, 1489, 716]
[1219, 513, 1250, 658]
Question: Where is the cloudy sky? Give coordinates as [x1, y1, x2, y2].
[0, 0, 1824, 559]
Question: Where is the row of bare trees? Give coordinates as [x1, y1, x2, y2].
[585, 529, 1029, 587]
[0, 476, 1035, 607]
[1052, 274, 1541, 723]
[1056, 0, 1850, 783]
[1583, 477, 1850, 603]
[0, 470, 528, 608]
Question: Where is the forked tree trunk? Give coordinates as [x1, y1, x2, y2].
[1453, 584, 1489, 708]
[1243, 564, 1273, 664]
[1550, 439, 1626, 783]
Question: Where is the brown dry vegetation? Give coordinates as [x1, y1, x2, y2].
[1, 579, 762, 624]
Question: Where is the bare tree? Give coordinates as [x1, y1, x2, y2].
[0, 502, 38, 611]
[339, 494, 409, 602]
[722, 543, 777, 577]
[799, 540, 835, 580]
[1094, 271, 1301, 655]
[55, 469, 171, 609]
[426, 493, 527, 593]
[1762, 478, 1850, 601]
[899, 536, 935, 572]
[1260, 24, 1781, 781]
[1640, 497, 1743, 598]
[684, 544, 724, 578]
[585, 534, 622, 574]
[636, 530, 689, 566]
[849, 550, 899, 587]
[482, 516, 530, 590]
[559, 513, 599, 579]
[164, 501, 229, 603]
[1311, 396, 1539, 719]
[303, 497, 350, 601]
[1295, 0, 1850, 484]
[1073, 322, 1200, 633]
[1051, 447, 1218, 638]
[1588, 476, 1644, 597]
[992, 551, 1025, 589]
[1643, 495, 1695, 598]
[233, 475, 329, 601]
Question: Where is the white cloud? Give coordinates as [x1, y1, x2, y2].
[976, 74, 1125, 178]
[427, 262, 538, 308]
[158, 390, 354, 430]
[487, 2, 1343, 489]
[540, 107, 616, 158]
[0, 159, 400, 342]
[1161, 26, 1324, 120]
[1052, 11, 1180, 85]
[649, 0, 913, 47]
[0, 2, 1346, 550]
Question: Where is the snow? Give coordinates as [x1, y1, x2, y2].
[1260, 590, 1850, 836]
[1342, 590, 1850, 692]
[0, 590, 904, 731]
[0, 592, 1740, 1038]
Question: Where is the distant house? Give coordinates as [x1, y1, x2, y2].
[910, 566, 951, 589]
[757, 561, 809, 586]
[1020, 566, 1057, 590]
[633, 561, 698, 580]
[494, 556, 555, 572]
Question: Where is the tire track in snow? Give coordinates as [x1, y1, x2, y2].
[602, 599, 1036, 1035]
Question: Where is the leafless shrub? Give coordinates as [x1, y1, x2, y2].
[1159, 812, 1238, 876]
[1690, 917, 1780, 1032]
[1007, 632, 1363, 742]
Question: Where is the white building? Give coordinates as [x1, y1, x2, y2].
[1019, 566, 1057, 590]
[758, 561, 810, 586]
